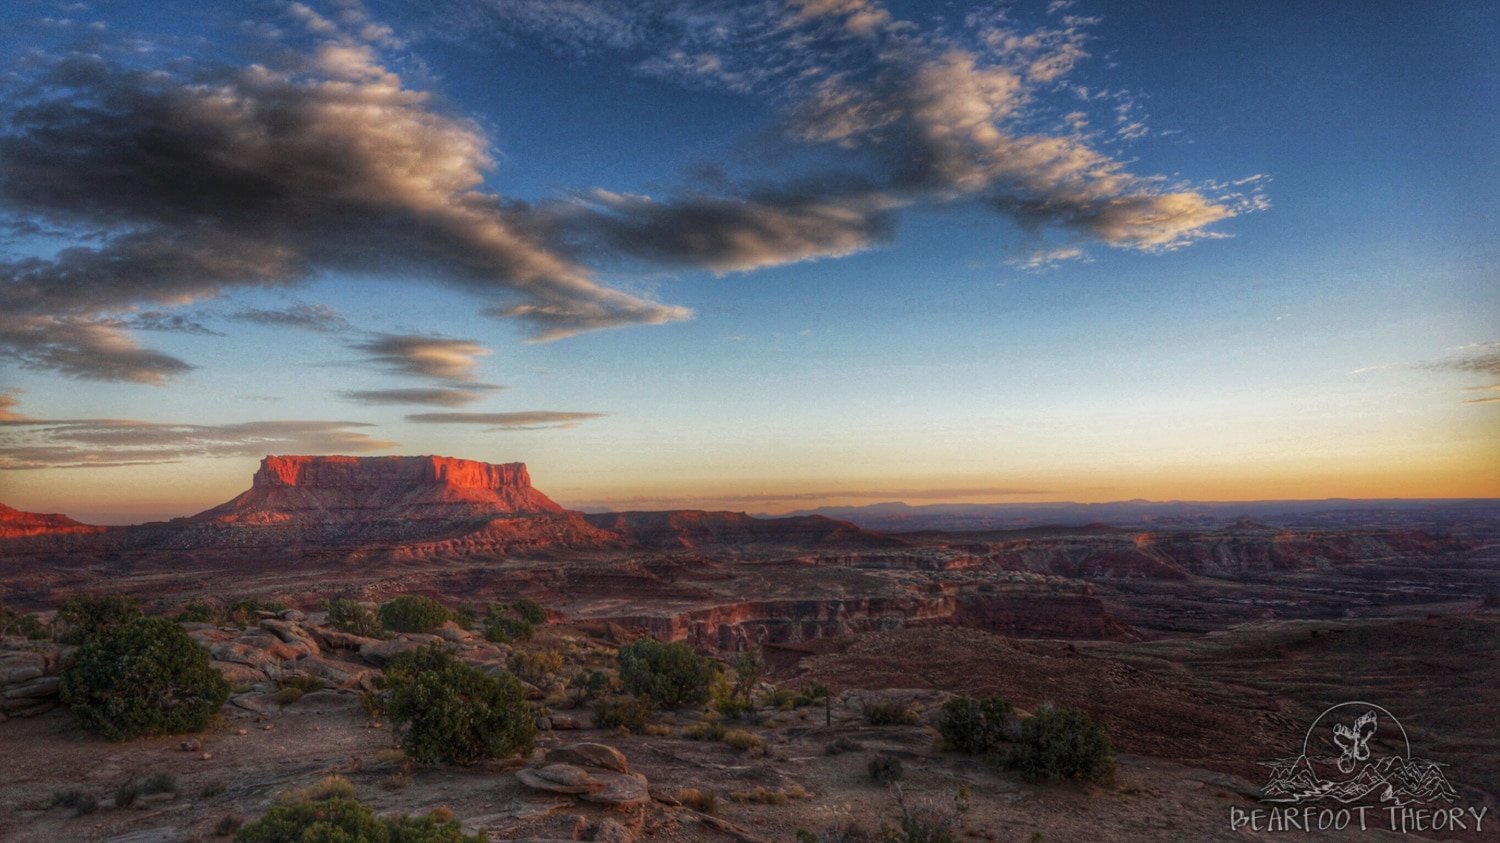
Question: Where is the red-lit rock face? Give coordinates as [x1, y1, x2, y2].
[190, 455, 564, 530]
[253, 455, 539, 495]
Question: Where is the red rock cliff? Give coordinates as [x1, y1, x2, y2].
[191, 455, 564, 527]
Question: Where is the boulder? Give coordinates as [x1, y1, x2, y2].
[306, 627, 380, 652]
[579, 771, 650, 808]
[0, 651, 45, 686]
[2, 675, 59, 700]
[291, 655, 375, 689]
[516, 765, 599, 795]
[259, 620, 321, 656]
[358, 638, 427, 667]
[545, 743, 630, 774]
[211, 660, 268, 687]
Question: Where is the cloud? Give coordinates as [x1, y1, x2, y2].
[404, 410, 604, 430]
[339, 386, 500, 407]
[529, 0, 1259, 272]
[1428, 341, 1500, 403]
[0, 415, 396, 470]
[563, 187, 898, 273]
[230, 302, 350, 333]
[126, 311, 225, 336]
[0, 392, 29, 422]
[0, 23, 687, 382]
[349, 333, 494, 383]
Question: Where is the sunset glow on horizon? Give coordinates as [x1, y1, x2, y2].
[1, 0, 1496, 524]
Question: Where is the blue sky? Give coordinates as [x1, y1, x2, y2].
[0, 0, 1495, 522]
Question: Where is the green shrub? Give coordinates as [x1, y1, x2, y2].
[591, 694, 651, 732]
[234, 780, 481, 843]
[937, 695, 1015, 754]
[793, 682, 829, 707]
[0, 603, 48, 639]
[327, 598, 382, 637]
[509, 598, 547, 626]
[567, 668, 614, 701]
[1007, 704, 1114, 783]
[214, 814, 244, 837]
[383, 645, 534, 765]
[59, 616, 229, 740]
[481, 601, 538, 644]
[684, 718, 728, 742]
[174, 601, 219, 624]
[861, 697, 918, 726]
[273, 687, 304, 706]
[617, 638, 717, 709]
[56, 593, 141, 644]
[378, 596, 452, 634]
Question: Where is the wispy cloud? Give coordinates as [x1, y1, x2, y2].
[1428, 341, 1500, 404]
[0, 409, 396, 470]
[230, 302, 350, 333]
[348, 333, 495, 383]
[404, 410, 604, 430]
[582, 484, 1051, 509]
[340, 386, 501, 407]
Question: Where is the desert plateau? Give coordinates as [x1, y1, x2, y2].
[2, 456, 1497, 842]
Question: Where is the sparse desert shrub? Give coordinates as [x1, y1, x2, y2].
[684, 718, 728, 742]
[643, 723, 673, 736]
[113, 781, 140, 808]
[508, 647, 564, 683]
[272, 687, 304, 706]
[56, 593, 141, 644]
[378, 595, 451, 634]
[326, 598, 382, 637]
[141, 773, 178, 795]
[722, 728, 762, 753]
[382, 645, 535, 765]
[732, 786, 788, 805]
[711, 673, 752, 718]
[765, 687, 797, 710]
[214, 814, 244, 837]
[50, 788, 98, 816]
[60, 616, 230, 740]
[592, 694, 651, 732]
[223, 599, 287, 628]
[937, 695, 1015, 755]
[825, 735, 862, 755]
[617, 638, 717, 709]
[1007, 704, 1114, 783]
[793, 682, 830, 707]
[730, 646, 763, 702]
[868, 754, 904, 784]
[861, 697, 918, 726]
[235, 778, 481, 843]
[678, 787, 717, 814]
[174, 601, 219, 624]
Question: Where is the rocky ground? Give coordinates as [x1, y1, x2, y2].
[2, 606, 1497, 842]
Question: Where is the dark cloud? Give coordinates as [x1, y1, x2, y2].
[348, 333, 494, 383]
[404, 410, 604, 430]
[125, 311, 224, 336]
[0, 415, 396, 470]
[0, 34, 687, 382]
[339, 386, 501, 406]
[230, 302, 349, 333]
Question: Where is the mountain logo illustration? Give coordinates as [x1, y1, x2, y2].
[1259, 701, 1459, 806]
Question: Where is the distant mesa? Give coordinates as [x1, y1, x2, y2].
[0, 503, 105, 539]
[190, 454, 565, 526]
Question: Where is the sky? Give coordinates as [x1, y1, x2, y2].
[0, 0, 1496, 524]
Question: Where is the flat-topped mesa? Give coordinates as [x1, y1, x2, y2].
[191, 455, 564, 528]
[254, 455, 537, 493]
